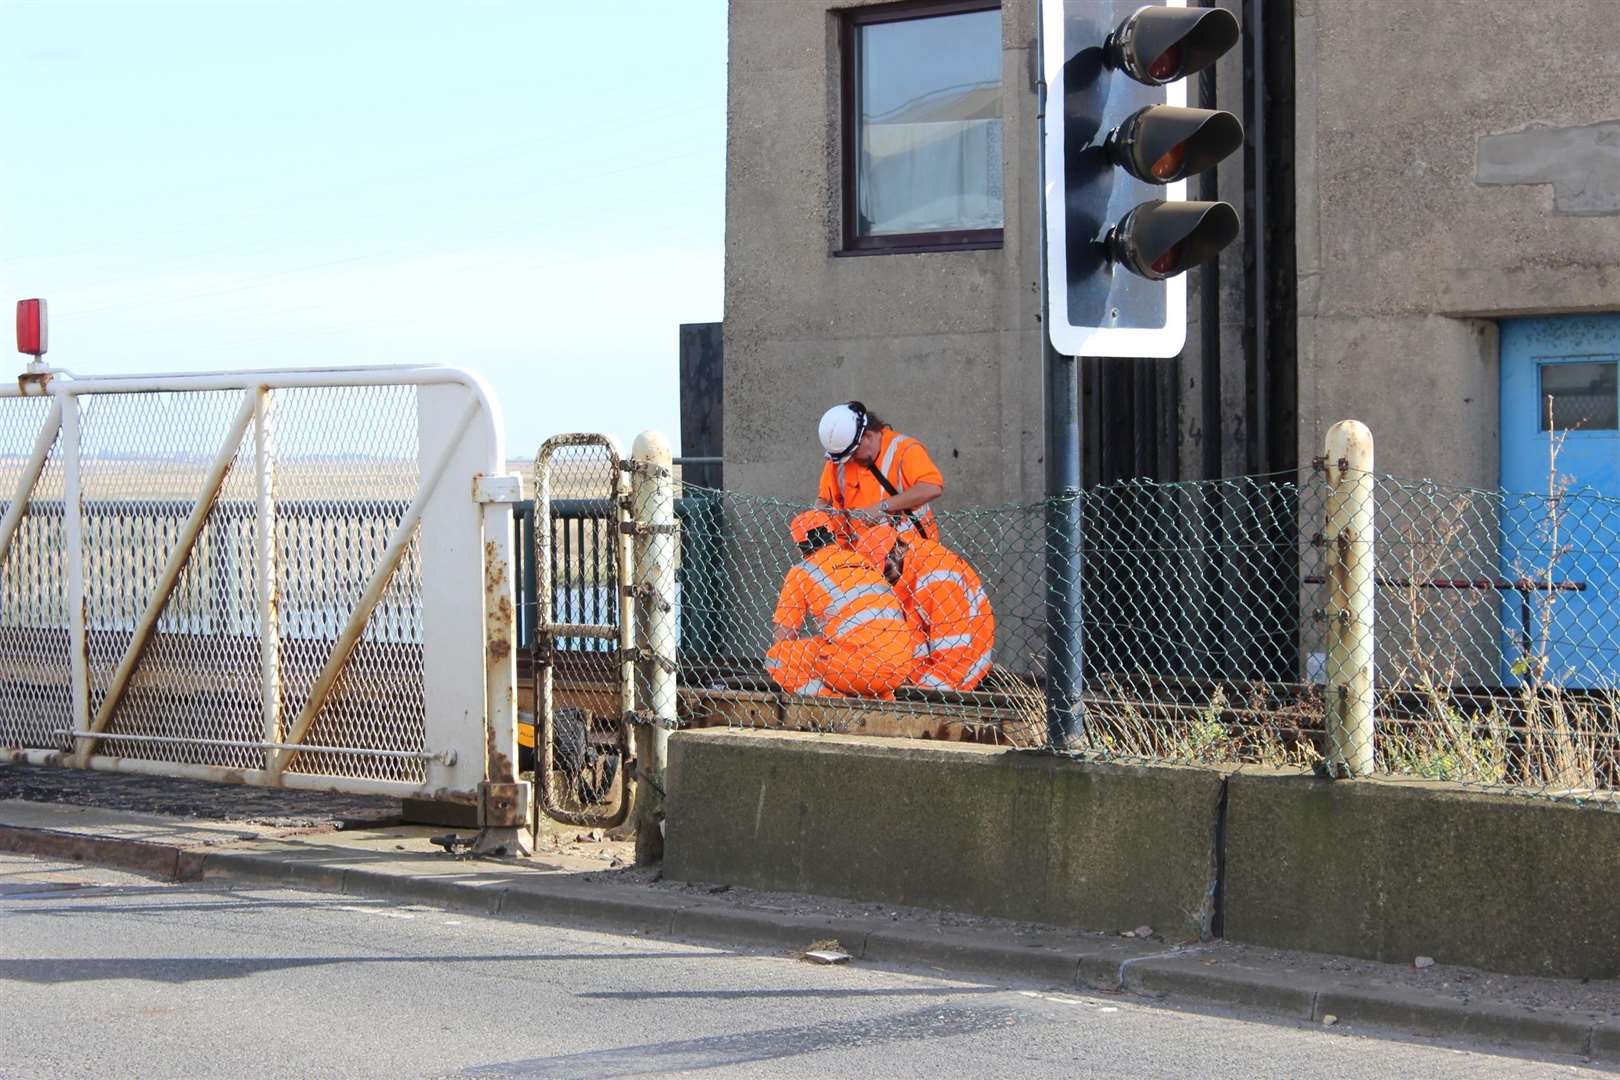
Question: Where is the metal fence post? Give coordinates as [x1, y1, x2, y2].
[255, 387, 281, 772]
[1323, 420, 1375, 777]
[61, 393, 89, 745]
[630, 431, 675, 864]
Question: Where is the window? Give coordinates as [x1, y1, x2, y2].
[841, 1, 1003, 254]
[1539, 361, 1618, 431]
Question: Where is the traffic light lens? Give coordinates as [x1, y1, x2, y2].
[1150, 243, 1182, 276]
[1105, 107, 1243, 185]
[1150, 143, 1185, 180]
[1148, 45, 1181, 82]
[1108, 7, 1241, 86]
[1107, 200, 1240, 281]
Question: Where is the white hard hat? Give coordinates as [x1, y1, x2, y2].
[819, 402, 869, 461]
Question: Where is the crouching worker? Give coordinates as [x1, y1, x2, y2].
[858, 525, 995, 692]
[765, 510, 921, 698]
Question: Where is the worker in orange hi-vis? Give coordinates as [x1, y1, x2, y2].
[858, 524, 995, 692]
[815, 401, 944, 544]
[764, 510, 922, 699]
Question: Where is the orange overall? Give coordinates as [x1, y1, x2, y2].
[892, 538, 995, 691]
[765, 545, 921, 698]
[818, 428, 943, 543]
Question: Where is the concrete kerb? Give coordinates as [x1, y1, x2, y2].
[0, 823, 204, 883]
[1311, 985, 1598, 1059]
[2, 822, 1613, 1064]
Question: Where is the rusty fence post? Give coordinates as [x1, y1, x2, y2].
[629, 431, 675, 864]
[1322, 420, 1376, 777]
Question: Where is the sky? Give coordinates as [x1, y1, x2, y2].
[0, 0, 727, 457]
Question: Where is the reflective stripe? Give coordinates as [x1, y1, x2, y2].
[913, 568, 985, 618]
[879, 434, 909, 479]
[799, 679, 826, 696]
[834, 605, 909, 635]
[918, 651, 992, 692]
[913, 641, 930, 659]
[802, 561, 840, 597]
[765, 657, 781, 671]
[915, 569, 968, 593]
[804, 560, 894, 622]
[824, 582, 890, 620]
[928, 633, 975, 652]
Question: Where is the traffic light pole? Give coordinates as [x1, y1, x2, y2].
[1042, 332, 1085, 749]
[1038, 28, 1085, 749]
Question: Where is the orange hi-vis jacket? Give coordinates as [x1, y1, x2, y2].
[894, 538, 995, 692]
[819, 428, 943, 541]
[765, 545, 921, 698]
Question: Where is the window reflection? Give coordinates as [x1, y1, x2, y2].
[855, 9, 1003, 237]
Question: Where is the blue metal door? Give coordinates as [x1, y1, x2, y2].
[1499, 314, 1620, 686]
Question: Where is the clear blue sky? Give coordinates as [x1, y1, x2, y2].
[0, 0, 727, 457]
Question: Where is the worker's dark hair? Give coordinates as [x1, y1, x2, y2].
[847, 400, 888, 433]
[797, 526, 836, 556]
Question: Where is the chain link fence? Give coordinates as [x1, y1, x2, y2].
[526, 446, 1620, 813]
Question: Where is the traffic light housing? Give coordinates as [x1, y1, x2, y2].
[1042, 1, 1243, 358]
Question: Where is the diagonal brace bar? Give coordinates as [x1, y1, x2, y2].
[268, 397, 479, 779]
[72, 389, 258, 766]
[0, 398, 63, 569]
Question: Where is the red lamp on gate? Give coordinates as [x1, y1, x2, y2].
[16, 299, 47, 363]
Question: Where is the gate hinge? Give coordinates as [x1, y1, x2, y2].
[620, 459, 671, 479]
[618, 647, 677, 673]
[622, 582, 672, 612]
[478, 780, 530, 828]
[624, 709, 681, 732]
[473, 474, 525, 504]
[534, 635, 556, 667]
[618, 521, 681, 537]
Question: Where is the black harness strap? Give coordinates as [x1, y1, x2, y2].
[864, 460, 932, 540]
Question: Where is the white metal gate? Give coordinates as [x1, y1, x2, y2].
[0, 366, 524, 823]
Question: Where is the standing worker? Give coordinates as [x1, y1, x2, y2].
[817, 401, 944, 541]
[765, 510, 921, 699]
[858, 524, 995, 692]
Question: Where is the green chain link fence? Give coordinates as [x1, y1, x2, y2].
[529, 449, 1620, 813]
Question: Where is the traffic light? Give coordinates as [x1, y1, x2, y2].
[1042, 1, 1243, 358]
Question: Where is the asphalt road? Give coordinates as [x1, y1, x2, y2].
[0, 855, 1602, 1080]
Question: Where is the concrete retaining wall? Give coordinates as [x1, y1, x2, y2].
[665, 730, 1224, 939]
[666, 730, 1620, 979]
[1223, 771, 1620, 980]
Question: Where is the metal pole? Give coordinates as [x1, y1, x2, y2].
[255, 388, 281, 771]
[476, 473, 529, 855]
[1322, 420, 1375, 777]
[1038, 12, 1083, 748]
[62, 396, 88, 747]
[630, 430, 675, 864]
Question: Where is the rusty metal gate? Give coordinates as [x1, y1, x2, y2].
[531, 434, 632, 827]
[0, 366, 526, 837]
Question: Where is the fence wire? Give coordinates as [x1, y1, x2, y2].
[570, 465, 1620, 811]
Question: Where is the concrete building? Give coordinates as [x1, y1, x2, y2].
[708, 0, 1620, 505]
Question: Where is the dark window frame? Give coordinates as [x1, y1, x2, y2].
[837, 0, 1004, 256]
